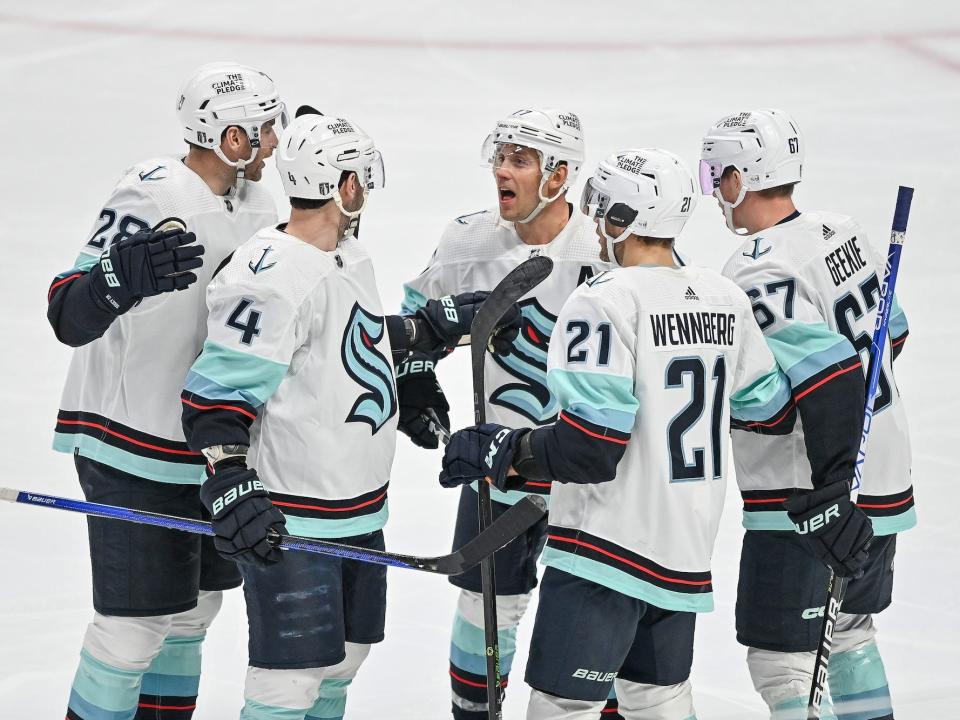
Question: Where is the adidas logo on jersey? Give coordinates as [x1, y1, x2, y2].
[684, 286, 699, 301]
[822, 225, 836, 241]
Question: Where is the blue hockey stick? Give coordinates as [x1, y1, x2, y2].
[807, 186, 914, 719]
[0, 486, 546, 576]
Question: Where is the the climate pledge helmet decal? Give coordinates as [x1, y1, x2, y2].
[341, 303, 397, 433]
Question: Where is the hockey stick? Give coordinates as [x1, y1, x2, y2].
[0, 486, 546, 576]
[806, 186, 913, 719]
[470, 255, 554, 720]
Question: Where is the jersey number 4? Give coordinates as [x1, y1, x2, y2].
[227, 298, 263, 345]
[666, 355, 726, 482]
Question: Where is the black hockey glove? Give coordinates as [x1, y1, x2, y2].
[88, 227, 205, 314]
[414, 292, 521, 355]
[396, 353, 450, 449]
[784, 481, 874, 578]
[439, 423, 527, 492]
[200, 461, 287, 567]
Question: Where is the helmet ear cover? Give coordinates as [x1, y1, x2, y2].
[606, 202, 638, 228]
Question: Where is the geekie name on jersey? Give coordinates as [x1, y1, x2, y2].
[650, 312, 736, 348]
[824, 236, 867, 287]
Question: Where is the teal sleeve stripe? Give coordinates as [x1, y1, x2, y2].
[547, 368, 639, 434]
[71, 252, 99, 273]
[400, 284, 428, 316]
[889, 295, 908, 338]
[470, 481, 552, 507]
[190, 340, 288, 406]
[766, 323, 857, 387]
[183, 370, 263, 408]
[731, 365, 793, 422]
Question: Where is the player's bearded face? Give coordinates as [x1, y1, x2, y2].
[493, 144, 543, 222]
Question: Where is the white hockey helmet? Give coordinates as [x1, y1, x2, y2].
[276, 112, 385, 220]
[481, 108, 585, 223]
[580, 148, 697, 267]
[700, 108, 803, 231]
[177, 62, 287, 178]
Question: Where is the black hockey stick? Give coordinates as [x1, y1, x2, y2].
[0, 486, 545, 576]
[470, 255, 554, 720]
[806, 187, 913, 719]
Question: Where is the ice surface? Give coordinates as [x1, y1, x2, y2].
[1, 2, 957, 717]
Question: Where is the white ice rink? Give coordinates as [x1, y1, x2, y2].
[1, 1, 957, 717]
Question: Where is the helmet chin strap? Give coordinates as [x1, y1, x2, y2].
[213, 143, 257, 188]
[334, 187, 369, 239]
[600, 224, 626, 268]
[516, 173, 565, 225]
[715, 182, 749, 235]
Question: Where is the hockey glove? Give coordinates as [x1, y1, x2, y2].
[784, 481, 874, 578]
[439, 423, 527, 492]
[396, 353, 450, 449]
[200, 461, 287, 567]
[414, 292, 521, 355]
[88, 227, 205, 314]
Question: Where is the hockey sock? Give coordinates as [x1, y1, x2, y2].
[602, 686, 623, 718]
[135, 634, 203, 719]
[828, 642, 893, 720]
[449, 591, 527, 720]
[613, 679, 696, 720]
[67, 649, 143, 720]
[304, 644, 371, 720]
[746, 647, 837, 720]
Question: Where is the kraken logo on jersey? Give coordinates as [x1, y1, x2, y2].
[341, 303, 397, 433]
[490, 298, 559, 424]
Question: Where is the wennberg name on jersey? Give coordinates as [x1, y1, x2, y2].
[184, 228, 397, 538]
[541, 265, 792, 613]
[401, 207, 615, 504]
[52, 157, 277, 484]
[723, 211, 914, 535]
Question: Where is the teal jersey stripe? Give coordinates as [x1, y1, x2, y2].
[72, 252, 100, 273]
[731, 364, 793, 422]
[190, 340, 289, 406]
[541, 547, 713, 613]
[241, 699, 314, 720]
[548, 368, 639, 434]
[767, 323, 856, 387]
[469, 481, 552, 506]
[401, 284, 428, 315]
[889, 295, 908, 338]
[70, 650, 142, 714]
[55, 432, 205, 485]
[281, 505, 389, 539]
[743, 507, 916, 535]
[183, 370, 263, 408]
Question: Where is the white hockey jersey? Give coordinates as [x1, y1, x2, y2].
[540, 265, 793, 613]
[52, 157, 277, 484]
[724, 211, 914, 536]
[401, 207, 616, 504]
[183, 227, 397, 539]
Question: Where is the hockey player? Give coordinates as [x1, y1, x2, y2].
[700, 108, 913, 720]
[46, 62, 285, 720]
[398, 107, 636, 718]
[180, 110, 520, 720]
[439, 148, 795, 720]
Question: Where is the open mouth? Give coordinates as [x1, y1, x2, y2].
[498, 188, 515, 202]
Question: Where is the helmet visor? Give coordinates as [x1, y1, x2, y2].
[482, 137, 542, 173]
[579, 177, 638, 228]
[699, 159, 725, 195]
[363, 150, 386, 190]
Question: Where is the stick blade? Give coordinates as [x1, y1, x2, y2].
[471, 256, 553, 342]
[0, 487, 20, 502]
[436, 494, 547, 575]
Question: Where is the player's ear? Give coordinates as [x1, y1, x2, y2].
[220, 126, 248, 158]
[547, 163, 569, 194]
